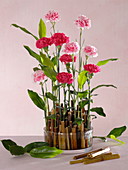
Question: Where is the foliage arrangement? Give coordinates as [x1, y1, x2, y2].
[11, 10, 126, 148]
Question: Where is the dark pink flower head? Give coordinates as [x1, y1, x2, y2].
[63, 42, 80, 54]
[60, 54, 77, 64]
[45, 10, 60, 22]
[56, 72, 74, 84]
[36, 37, 53, 49]
[75, 15, 91, 29]
[51, 33, 69, 46]
[33, 70, 46, 82]
[84, 64, 100, 73]
[84, 45, 98, 58]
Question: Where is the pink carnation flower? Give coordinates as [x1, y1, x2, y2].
[84, 45, 98, 57]
[75, 15, 91, 29]
[51, 33, 69, 46]
[36, 37, 53, 49]
[84, 64, 100, 73]
[56, 72, 74, 84]
[33, 70, 46, 82]
[60, 54, 77, 64]
[45, 10, 60, 22]
[63, 42, 80, 54]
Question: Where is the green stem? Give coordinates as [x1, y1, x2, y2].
[87, 76, 91, 129]
[63, 85, 66, 119]
[57, 46, 61, 105]
[79, 28, 83, 73]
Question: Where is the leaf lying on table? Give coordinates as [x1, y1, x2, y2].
[0, 139, 63, 158]
[93, 125, 127, 144]
[107, 126, 127, 138]
[1, 139, 17, 151]
[9, 145, 25, 155]
[24, 142, 49, 153]
[30, 146, 63, 159]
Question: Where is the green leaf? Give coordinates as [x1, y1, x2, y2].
[40, 53, 54, 68]
[52, 84, 61, 91]
[24, 46, 42, 63]
[97, 58, 118, 66]
[12, 24, 38, 40]
[90, 107, 106, 117]
[51, 56, 58, 66]
[28, 90, 46, 111]
[46, 114, 56, 120]
[109, 135, 125, 144]
[79, 99, 89, 109]
[45, 92, 57, 101]
[1, 139, 17, 151]
[33, 67, 40, 71]
[29, 146, 63, 159]
[41, 66, 57, 81]
[74, 118, 83, 125]
[91, 84, 117, 93]
[78, 70, 87, 89]
[9, 145, 25, 156]
[107, 126, 127, 138]
[24, 142, 49, 153]
[38, 19, 46, 38]
[77, 90, 88, 99]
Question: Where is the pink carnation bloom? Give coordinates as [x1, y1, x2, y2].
[36, 37, 53, 49]
[63, 42, 80, 54]
[33, 70, 45, 82]
[60, 54, 77, 64]
[51, 33, 69, 46]
[45, 10, 60, 22]
[75, 15, 91, 29]
[56, 72, 74, 84]
[84, 64, 100, 73]
[84, 45, 98, 57]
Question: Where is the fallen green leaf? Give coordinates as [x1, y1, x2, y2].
[30, 146, 63, 159]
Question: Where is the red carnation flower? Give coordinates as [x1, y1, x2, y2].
[59, 54, 77, 64]
[56, 72, 74, 84]
[84, 64, 100, 73]
[51, 33, 69, 46]
[36, 37, 53, 49]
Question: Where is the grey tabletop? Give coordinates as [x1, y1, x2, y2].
[0, 136, 128, 170]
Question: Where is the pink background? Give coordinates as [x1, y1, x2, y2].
[0, 0, 128, 136]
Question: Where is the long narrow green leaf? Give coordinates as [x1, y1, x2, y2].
[38, 19, 46, 38]
[24, 46, 42, 63]
[41, 66, 57, 81]
[97, 58, 118, 66]
[91, 84, 117, 93]
[28, 90, 46, 111]
[12, 24, 38, 40]
[78, 70, 87, 89]
[40, 53, 54, 68]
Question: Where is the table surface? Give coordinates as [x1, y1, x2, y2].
[0, 136, 128, 170]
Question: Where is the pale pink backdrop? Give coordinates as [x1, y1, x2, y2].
[0, 0, 128, 136]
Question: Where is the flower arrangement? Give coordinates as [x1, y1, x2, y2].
[1, 10, 126, 157]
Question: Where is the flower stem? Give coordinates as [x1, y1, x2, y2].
[79, 28, 83, 73]
[87, 76, 91, 129]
